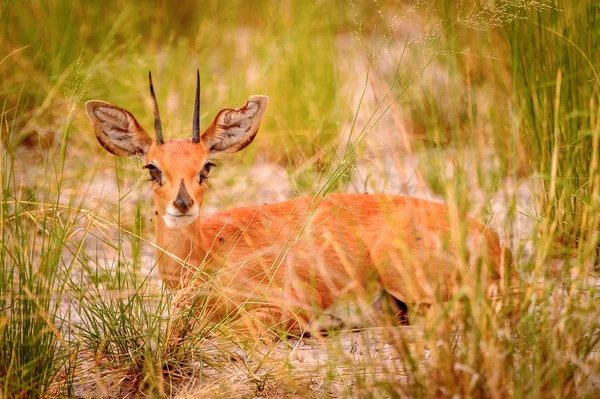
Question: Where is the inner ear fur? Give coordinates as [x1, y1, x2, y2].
[86, 100, 152, 157]
[201, 95, 268, 154]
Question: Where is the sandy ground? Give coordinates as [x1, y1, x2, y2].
[58, 129, 538, 398]
[25, 17, 542, 397]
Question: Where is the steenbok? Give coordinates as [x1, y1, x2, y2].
[86, 72, 512, 335]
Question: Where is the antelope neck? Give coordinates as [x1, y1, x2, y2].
[155, 210, 207, 272]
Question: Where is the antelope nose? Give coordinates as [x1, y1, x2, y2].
[173, 180, 194, 214]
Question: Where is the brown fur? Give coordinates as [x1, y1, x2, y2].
[161, 194, 511, 332]
[86, 93, 511, 335]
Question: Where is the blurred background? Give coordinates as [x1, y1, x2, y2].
[2, 1, 534, 239]
[2, 1, 600, 397]
[4, 1, 598, 255]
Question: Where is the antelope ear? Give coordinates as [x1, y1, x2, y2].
[201, 95, 268, 154]
[85, 100, 153, 157]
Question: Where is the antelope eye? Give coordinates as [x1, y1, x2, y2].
[198, 162, 215, 185]
[144, 164, 163, 185]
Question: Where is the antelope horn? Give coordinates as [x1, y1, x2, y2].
[148, 71, 164, 145]
[192, 69, 200, 143]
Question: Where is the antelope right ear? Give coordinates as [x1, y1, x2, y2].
[86, 100, 153, 157]
[201, 95, 268, 154]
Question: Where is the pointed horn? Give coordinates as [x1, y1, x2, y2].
[192, 69, 200, 143]
[148, 71, 164, 145]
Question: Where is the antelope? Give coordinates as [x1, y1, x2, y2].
[86, 72, 511, 335]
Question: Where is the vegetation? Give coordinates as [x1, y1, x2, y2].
[1, 0, 599, 397]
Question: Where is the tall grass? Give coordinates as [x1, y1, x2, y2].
[1, 0, 600, 397]
[506, 3, 600, 260]
[0, 106, 71, 396]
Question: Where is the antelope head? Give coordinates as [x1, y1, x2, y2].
[86, 71, 268, 229]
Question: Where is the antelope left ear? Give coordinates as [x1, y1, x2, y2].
[86, 100, 153, 157]
[201, 95, 268, 154]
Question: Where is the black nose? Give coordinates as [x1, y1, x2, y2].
[173, 180, 194, 214]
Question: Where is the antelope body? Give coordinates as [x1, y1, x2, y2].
[86, 72, 510, 333]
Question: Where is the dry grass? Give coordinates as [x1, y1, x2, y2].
[1, 1, 600, 398]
